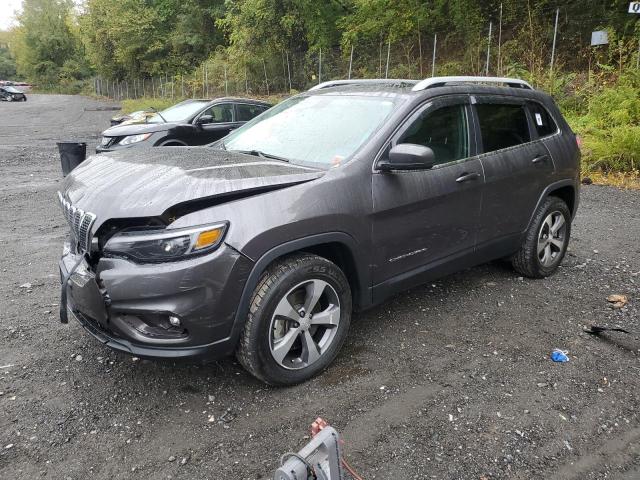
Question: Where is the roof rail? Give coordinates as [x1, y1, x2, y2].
[411, 76, 533, 91]
[309, 79, 418, 91]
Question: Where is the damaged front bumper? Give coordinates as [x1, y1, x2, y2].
[59, 243, 253, 360]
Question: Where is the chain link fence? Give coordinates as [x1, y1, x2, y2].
[93, 6, 640, 102]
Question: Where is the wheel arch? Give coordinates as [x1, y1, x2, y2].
[526, 179, 578, 232]
[228, 233, 371, 351]
[158, 139, 188, 147]
[548, 184, 576, 217]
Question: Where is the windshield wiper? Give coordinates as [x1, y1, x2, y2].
[231, 149, 290, 163]
[149, 107, 167, 123]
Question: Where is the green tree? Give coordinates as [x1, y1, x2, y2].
[0, 47, 17, 79]
[0, 31, 17, 79]
[80, 0, 226, 79]
[11, 0, 85, 85]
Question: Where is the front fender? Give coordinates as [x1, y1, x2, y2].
[224, 232, 371, 352]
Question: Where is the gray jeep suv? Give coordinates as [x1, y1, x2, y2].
[58, 76, 580, 385]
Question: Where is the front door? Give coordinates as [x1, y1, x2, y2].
[192, 103, 239, 144]
[371, 96, 484, 287]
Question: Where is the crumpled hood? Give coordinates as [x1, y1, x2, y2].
[102, 121, 176, 136]
[60, 147, 324, 229]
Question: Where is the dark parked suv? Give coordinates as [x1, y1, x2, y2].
[58, 76, 580, 385]
[96, 98, 270, 153]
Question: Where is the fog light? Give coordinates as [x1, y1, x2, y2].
[169, 315, 181, 327]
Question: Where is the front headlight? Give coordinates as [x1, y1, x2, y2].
[104, 223, 228, 263]
[119, 133, 152, 145]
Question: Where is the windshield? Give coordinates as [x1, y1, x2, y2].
[4, 86, 21, 93]
[147, 100, 209, 123]
[222, 94, 398, 168]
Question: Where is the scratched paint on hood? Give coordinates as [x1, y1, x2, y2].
[60, 147, 324, 229]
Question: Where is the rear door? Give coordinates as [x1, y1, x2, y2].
[472, 96, 555, 247]
[371, 95, 484, 286]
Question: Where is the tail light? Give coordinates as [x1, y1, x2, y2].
[575, 135, 583, 149]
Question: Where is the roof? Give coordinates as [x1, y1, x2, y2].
[210, 96, 272, 106]
[306, 76, 548, 102]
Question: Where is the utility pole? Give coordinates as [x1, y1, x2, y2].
[318, 48, 322, 84]
[485, 21, 492, 76]
[385, 38, 391, 78]
[431, 33, 437, 77]
[550, 7, 560, 74]
[286, 51, 292, 91]
[418, 24, 423, 77]
[348, 44, 354, 79]
[205, 63, 209, 98]
[263, 59, 269, 95]
[224, 65, 228, 96]
[497, 3, 503, 76]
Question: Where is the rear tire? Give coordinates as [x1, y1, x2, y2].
[512, 196, 571, 278]
[236, 253, 352, 386]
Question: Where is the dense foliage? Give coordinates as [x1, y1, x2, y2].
[564, 72, 640, 173]
[0, 0, 639, 173]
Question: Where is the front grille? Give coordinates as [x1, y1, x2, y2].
[58, 192, 97, 253]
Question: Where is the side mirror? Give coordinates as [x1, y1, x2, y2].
[378, 143, 436, 172]
[195, 115, 214, 126]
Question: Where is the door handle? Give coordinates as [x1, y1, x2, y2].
[532, 154, 549, 164]
[455, 172, 481, 183]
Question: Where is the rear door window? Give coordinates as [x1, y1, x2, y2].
[236, 104, 268, 121]
[528, 102, 558, 138]
[398, 104, 469, 166]
[475, 103, 531, 153]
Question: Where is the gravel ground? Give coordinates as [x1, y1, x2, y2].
[1, 94, 639, 480]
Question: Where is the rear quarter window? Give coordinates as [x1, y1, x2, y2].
[528, 102, 559, 138]
[476, 103, 531, 152]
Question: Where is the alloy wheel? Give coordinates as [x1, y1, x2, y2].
[537, 211, 567, 267]
[269, 279, 341, 370]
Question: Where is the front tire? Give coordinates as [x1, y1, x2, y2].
[236, 253, 352, 386]
[512, 196, 571, 278]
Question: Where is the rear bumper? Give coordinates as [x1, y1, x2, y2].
[59, 244, 253, 360]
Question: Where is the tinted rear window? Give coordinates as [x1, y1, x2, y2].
[236, 104, 268, 122]
[528, 102, 558, 138]
[476, 104, 531, 152]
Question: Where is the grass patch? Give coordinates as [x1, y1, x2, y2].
[582, 170, 640, 190]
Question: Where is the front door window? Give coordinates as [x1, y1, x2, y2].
[398, 104, 469, 166]
[201, 104, 234, 124]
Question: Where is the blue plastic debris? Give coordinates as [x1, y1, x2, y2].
[551, 349, 569, 363]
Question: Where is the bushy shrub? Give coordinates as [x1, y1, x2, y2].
[563, 73, 640, 173]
